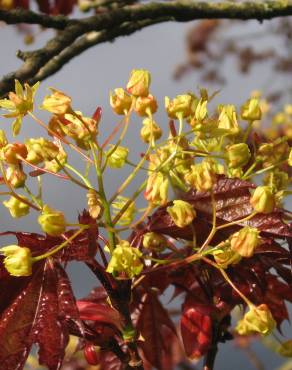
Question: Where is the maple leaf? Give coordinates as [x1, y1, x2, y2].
[134, 290, 181, 370]
[0, 260, 80, 370]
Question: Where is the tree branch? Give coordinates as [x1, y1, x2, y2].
[0, 0, 292, 96]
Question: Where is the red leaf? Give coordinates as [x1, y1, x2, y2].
[136, 291, 179, 369]
[181, 298, 213, 359]
[0, 261, 80, 370]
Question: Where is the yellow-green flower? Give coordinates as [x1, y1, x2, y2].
[230, 226, 260, 258]
[135, 94, 158, 117]
[0, 80, 39, 135]
[140, 118, 162, 143]
[106, 240, 143, 279]
[25, 137, 59, 165]
[165, 94, 193, 119]
[87, 189, 103, 219]
[145, 172, 169, 205]
[126, 69, 151, 97]
[110, 88, 133, 115]
[1, 245, 32, 276]
[38, 204, 66, 236]
[236, 304, 276, 336]
[185, 159, 219, 192]
[250, 186, 275, 214]
[226, 143, 251, 169]
[107, 145, 129, 169]
[41, 88, 72, 115]
[3, 195, 30, 218]
[213, 244, 241, 269]
[241, 98, 262, 121]
[167, 200, 196, 228]
[6, 165, 27, 188]
[218, 104, 240, 135]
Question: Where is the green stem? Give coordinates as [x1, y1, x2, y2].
[90, 141, 116, 252]
[64, 163, 93, 188]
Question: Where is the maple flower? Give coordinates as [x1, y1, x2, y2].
[25, 137, 59, 165]
[0, 129, 8, 148]
[140, 118, 162, 143]
[236, 304, 276, 336]
[107, 145, 129, 169]
[142, 232, 167, 252]
[230, 226, 260, 258]
[110, 88, 132, 115]
[184, 160, 217, 192]
[3, 195, 30, 218]
[1, 245, 32, 276]
[44, 145, 67, 173]
[126, 69, 151, 97]
[213, 246, 241, 269]
[135, 94, 158, 117]
[112, 196, 136, 226]
[257, 140, 289, 168]
[0, 80, 39, 135]
[6, 165, 27, 188]
[240, 98, 262, 121]
[106, 240, 143, 279]
[217, 104, 240, 135]
[250, 186, 275, 214]
[226, 143, 251, 168]
[145, 171, 169, 205]
[167, 200, 196, 228]
[194, 98, 208, 122]
[86, 189, 103, 219]
[41, 88, 72, 115]
[1, 143, 28, 165]
[165, 94, 194, 119]
[38, 204, 66, 236]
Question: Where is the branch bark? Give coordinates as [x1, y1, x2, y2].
[0, 0, 292, 96]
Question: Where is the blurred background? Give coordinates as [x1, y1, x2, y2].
[0, 13, 292, 370]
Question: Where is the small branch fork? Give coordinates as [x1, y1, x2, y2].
[0, 0, 292, 96]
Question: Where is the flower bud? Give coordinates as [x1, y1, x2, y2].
[184, 160, 217, 192]
[165, 94, 193, 119]
[44, 145, 67, 173]
[6, 165, 27, 188]
[135, 94, 158, 117]
[3, 195, 30, 218]
[62, 112, 98, 144]
[250, 186, 275, 214]
[1, 143, 28, 164]
[226, 143, 251, 168]
[110, 88, 132, 115]
[41, 88, 72, 115]
[126, 69, 151, 97]
[106, 240, 143, 279]
[213, 247, 241, 269]
[167, 200, 196, 228]
[258, 140, 289, 168]
[140, 118, 162, 143]
[112, 195, 136, 226]
[1, 245, 32, 276]
[48, 115, 66, 138]
[86, 189, 103, 219]
[0, 129, 8, 148]
[194, 98, 208, 122]
[107, 145, 129, 169]
[145, 172, 169, 205]
[142, 232, 167, 252]
[289, 148, 292, 166]
[230, 226, 260, 258]
[236, 304, 276, 336]
[240, 98, 262, 121]
[38, 204, 66, 236]
[218, 105, 240, 135]
[25, 137, 59, 164]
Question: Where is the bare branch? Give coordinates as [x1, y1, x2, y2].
[1, 0, 292, 96]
